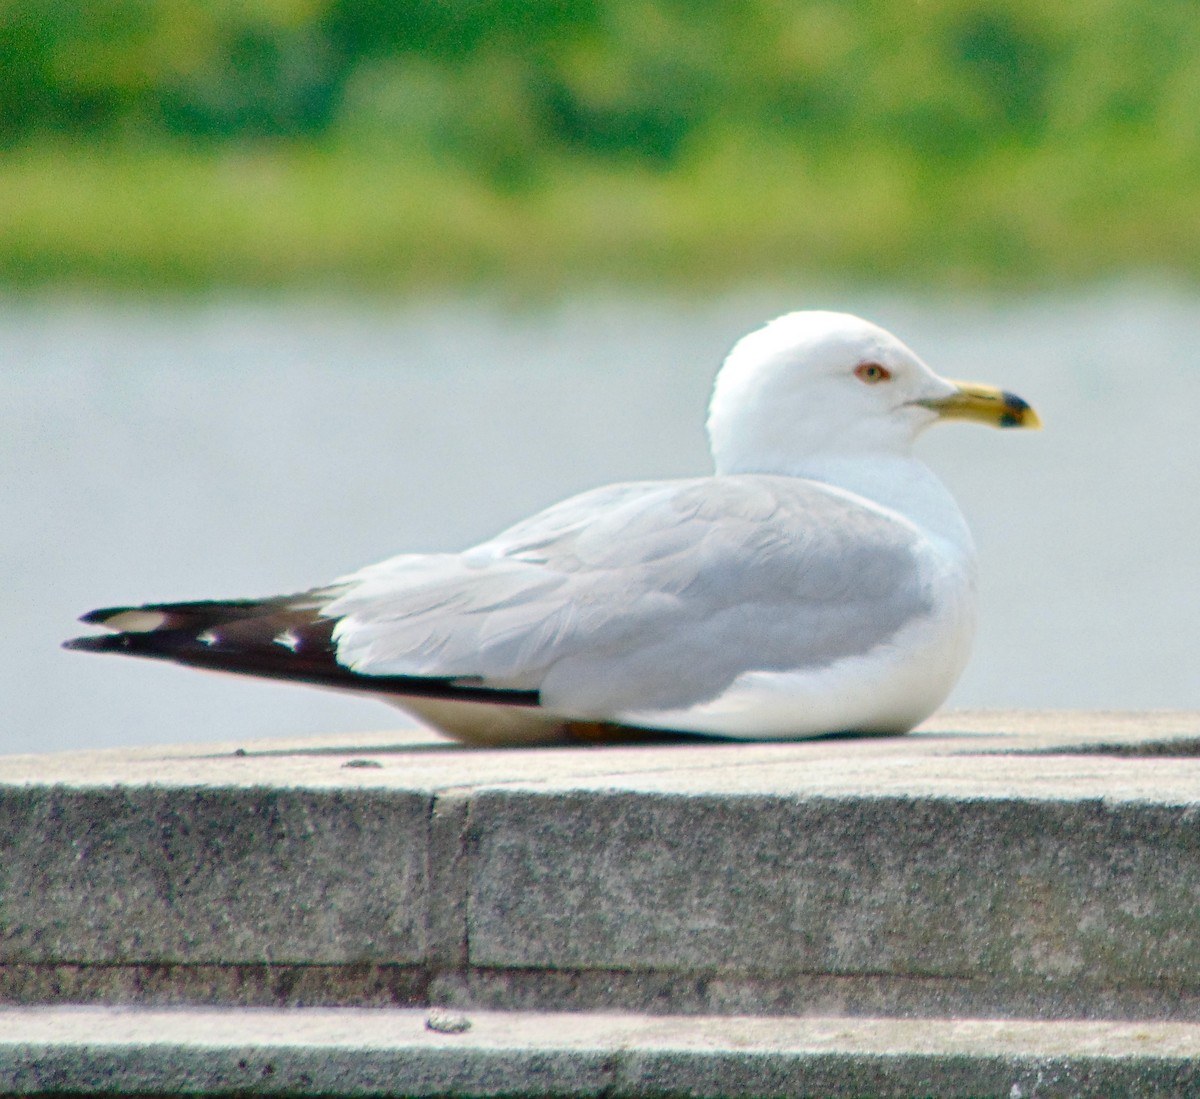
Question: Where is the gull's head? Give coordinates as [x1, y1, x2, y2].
[707, 310, 1040, 475]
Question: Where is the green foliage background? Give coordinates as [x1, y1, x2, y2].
[2, 0, 1197, 289]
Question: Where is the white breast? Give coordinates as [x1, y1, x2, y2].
[615, 545, 977, 738]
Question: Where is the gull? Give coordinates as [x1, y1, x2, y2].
[65, 311, 1040, 744]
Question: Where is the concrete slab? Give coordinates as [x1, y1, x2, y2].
[466, 790, 1200, 976]
[0, 712, 1197, 1018]
[0, 1005, 1197, 1098]
[0, 787, 430, 965]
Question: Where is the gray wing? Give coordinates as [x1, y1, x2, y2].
[325, 475, 936, 715]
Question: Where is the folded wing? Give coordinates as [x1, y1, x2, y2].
[327, 474, 936, 715]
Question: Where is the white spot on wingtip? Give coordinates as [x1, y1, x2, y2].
[104, 610, 167, 633]
[197, 629, 219, 646]
[274, 630, 301, 652]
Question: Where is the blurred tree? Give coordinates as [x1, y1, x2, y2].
[3, 0, 1197, 166]
[2, 0, 1198, 286]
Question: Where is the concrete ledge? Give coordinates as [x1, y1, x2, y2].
[1, 1006, 1198, 1098]
[1, 712, 1198, 1019]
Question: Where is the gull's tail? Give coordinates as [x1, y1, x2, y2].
[63, 594, 540, 706]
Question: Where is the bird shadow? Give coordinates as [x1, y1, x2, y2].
[205, 727, 1007, 760]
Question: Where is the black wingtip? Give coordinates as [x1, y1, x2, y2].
[63, 633, 134, 653]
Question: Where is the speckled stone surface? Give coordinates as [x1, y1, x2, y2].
[0, 712, 1197, 1018]
[0, 1006, 1197, 1097]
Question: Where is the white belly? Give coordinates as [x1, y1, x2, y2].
[614, 578, 977, 739]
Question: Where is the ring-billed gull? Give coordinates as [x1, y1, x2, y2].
[65, 311, 1040, 744]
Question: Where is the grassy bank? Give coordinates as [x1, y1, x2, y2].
[4, 1, 1199, 291]
[2, 136, 1197, 293]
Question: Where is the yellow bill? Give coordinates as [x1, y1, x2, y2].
[920, 380, 1042, 430]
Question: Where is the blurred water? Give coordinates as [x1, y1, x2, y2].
[3, 286, 1197, 754]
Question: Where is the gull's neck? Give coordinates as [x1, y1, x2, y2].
[765, 453, 975, 555]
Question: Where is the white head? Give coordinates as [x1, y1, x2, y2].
[706, 311, 1038, 475]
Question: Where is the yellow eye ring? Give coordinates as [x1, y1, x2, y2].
[854, 361, 891, 384]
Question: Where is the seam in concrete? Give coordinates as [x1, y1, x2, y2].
[1017, 741, 1200, 758]
[5, 963, 1200, 1020]
[425, 791, 471, 1004]
[455, 967, 1200, 1022]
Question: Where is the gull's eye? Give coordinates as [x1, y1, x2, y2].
[854, 361, 892, 384]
